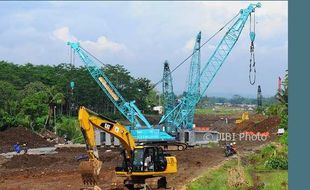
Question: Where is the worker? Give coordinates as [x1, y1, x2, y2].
[144, 150, 154, 171]
[232, 142, 237, 153]
[13, 142, 21, 153]
[22, 143, 28, 154]
[64, 134, 68, 144]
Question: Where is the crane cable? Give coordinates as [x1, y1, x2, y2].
[80, 46, 107, 67]
[151, 12, 240, 89]
[249, 12, 256, 85]
[68, 12, 240, 88]
[69, 45, 107, 67]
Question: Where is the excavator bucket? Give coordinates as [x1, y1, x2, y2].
[79, 159, 103, 185]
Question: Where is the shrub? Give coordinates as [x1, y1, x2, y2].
[265, 155, 288, 170]
[279, 131, 288, 146]
[56, 117, 83, 143]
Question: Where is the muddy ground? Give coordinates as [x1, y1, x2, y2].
[0, 145, 269, 190]
[0, 114, 280, 190]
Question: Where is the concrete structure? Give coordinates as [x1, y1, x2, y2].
[153, 106, 163, 114]
[95, 128, 120, 146]
[178, 130, 219, 146]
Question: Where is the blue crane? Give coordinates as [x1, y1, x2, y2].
[162, 60, 176, 134]
[160, 3, 261, 131]
[67, 42, 174, 141]
[162, 32, 202, 135]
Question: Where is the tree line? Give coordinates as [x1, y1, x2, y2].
[196, 95, 277, 108]
[0, 61, 158, 131]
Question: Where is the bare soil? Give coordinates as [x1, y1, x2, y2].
[0, 114, 280, 190]
[0, 127, 55, 153]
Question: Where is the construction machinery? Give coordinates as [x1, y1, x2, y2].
[257, 85, 262, 107]
[68, 2, 261, 148]
[160, 3, 261, 145]
[162, 61, 176, 135]
[235, 112, 249, 124]
[67, 42, 175, 143]
[78, 106, 177, 189]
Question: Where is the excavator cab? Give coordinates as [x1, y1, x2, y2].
[115, 146, 170, 174]
[132, 146, 167, 172]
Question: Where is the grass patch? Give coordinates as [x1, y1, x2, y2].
[256, 170, 288, 190]
[195, 107, 240, 115]
[187, 160, 252, 190]
[187, 142, 288, 190]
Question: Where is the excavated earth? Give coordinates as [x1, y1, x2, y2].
[0, 114, 280, 190]
[0, 127, 55, 153]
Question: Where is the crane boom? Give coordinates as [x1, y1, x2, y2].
[67, 42, 152, 129]
[199, 3, 261, 97]
[162, 61, 176, 133]
[160, 3, 261, 130]
[68, 42, 175, 142]
[183, 31, 202, 129]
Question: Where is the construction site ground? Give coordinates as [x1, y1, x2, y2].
[0, 113, 280, 190]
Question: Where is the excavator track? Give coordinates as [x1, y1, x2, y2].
[144, 141, 188, 151]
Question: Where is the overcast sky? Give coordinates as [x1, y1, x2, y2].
[0, 1, 287, 98]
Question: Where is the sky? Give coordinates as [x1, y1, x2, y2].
[0, 1, 288, 98]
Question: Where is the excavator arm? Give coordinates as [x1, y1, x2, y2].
[78, 106, 136, 185]
[78, 106, 177, 189]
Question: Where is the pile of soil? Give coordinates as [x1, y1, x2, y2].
[250, 114, 267, 123]
[0, 127, 55, 153]
[233, 116, 280, 133]
[194, 114, 238, 128]
[3, 154, 62, 169]
[40, 129, 65, 144]
[194, 114, 220, 127]
[254, 116, 281, 133]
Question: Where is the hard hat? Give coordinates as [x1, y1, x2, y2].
[233, 142, 236, 145]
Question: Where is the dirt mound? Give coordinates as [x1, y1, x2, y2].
[234, 116, 280, 133]
[40, 129, 65, 144]
[3, 154, 62, 169]
[194, 114, 220, 127]
[254, 116, 281, 133]
[0, 127, 54, 153]
[250, 114, 267, 123]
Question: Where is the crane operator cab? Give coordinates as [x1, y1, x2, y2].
[115, 146, 177, 176]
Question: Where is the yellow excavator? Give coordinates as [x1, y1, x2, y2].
[78, 106, 177, 190]
[235, 112, 249, 124]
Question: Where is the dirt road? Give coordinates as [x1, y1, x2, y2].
[0, 114, 280, 190]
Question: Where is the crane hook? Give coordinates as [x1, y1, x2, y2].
[249, 44, 256, 85]
[249, 13, 256, 85]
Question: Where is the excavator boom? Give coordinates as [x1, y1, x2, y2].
[78, 106, 177, 189]
[78, 106, 136, 186]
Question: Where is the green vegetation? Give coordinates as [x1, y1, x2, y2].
[0, 61, 158, 141]
[195, 107, 239, 115]
[265, 70, 288, 130]
[196, 95, 277, 109]
[187, 160, 252, 190]
[189, 70, 288, 190]
[187, 142, 288, 190]
[187, 165, 228, 190]
[257, 171, 288, 190]
[56, 117, 83, 143]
